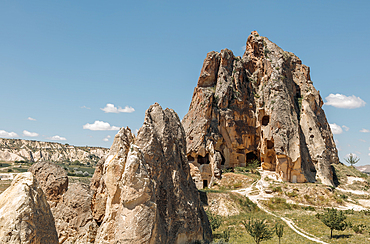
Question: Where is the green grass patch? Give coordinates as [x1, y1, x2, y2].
[284, 209, 370, 243]
[0, 163, 11, 168]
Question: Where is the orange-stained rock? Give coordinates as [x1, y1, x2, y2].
[182, 31, 339, 187]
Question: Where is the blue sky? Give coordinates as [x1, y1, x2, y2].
[1, 1, 370, 165]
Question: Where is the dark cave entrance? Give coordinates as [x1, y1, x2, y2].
[246, 152, 258, 164]
[198, 154, 210, 164]
[262, 115, 270, 126]
[203, 180, 208, 188]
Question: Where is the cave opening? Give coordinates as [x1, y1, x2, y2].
[203, 180, 208, 188]
[262, 115, 270, 126]
[267, 140, 274, 149]
[198, 154, 210, 164]
[246, 152, 258, 164]
[187, 155, 195, 162]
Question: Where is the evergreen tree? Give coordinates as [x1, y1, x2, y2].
[316, 208, 347, 239]
[345, 153, 360, 166]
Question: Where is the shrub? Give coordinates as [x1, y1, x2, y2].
[275, 223, 284, 244]
[351, 223, 366, 234]
[206, 210, 222, 232]
[272, 186, 282, 193]
[241, 218, 274, 244]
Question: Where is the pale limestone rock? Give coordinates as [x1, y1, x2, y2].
[182, 31, 339, 186]
[0, 138, 108, 165]
[28, 162, 98, 244]
[0, 172, 58, 244]
[92, 103, 212, 244]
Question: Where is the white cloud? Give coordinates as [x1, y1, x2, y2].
[135, 129, 139, 135]
[27, 117, 36, 121]
[360, 128, 370, 133]
[48, 135, 66, 141]
[83, 121, 120, 131]
[355, 151, 362, 155]
[0, 130, 18, 138]
[101, 104, 135, 113]
[81, 106, 90, 109]
[359, 139, 366, 143]
[342, 125, 349, 131]
[23, 130, 39, 137]
[329, 123, 343, 135]
[325, 94, 366, 109]
[103, 135, 111, 142]
[346, 153, 358, 158]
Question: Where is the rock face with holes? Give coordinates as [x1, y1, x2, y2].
[0, 172, 59, 244]
[182, 31, 339, 187]
[91, 103, 212, 244]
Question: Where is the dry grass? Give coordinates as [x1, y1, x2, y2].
[212, 172, 259, 190]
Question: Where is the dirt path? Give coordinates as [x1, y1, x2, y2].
[234, 170, 329, 244]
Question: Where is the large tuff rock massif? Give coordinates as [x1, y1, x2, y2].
[0, 138, 108, 164]
[182, 31, 339, 187]
[0, 172, 59, 244]
[91, 103, 212, 244]
[29, 162, 98, 244]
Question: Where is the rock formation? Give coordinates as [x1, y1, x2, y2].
[28, 161, 68, 202]
[52, 183, 98, 244]
[182, 31, 339, 187]
[28, 162, 98, 244]
[0, 172, 59, 244]
[0, 138, 108, 164]
[91, 103, 212, 244]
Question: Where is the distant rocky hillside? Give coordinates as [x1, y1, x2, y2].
[182, 31, 339, 188]
[0, 138, 108, 165]
[357, 165, 370, 174]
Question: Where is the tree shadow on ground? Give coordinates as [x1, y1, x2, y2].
[332, 234, 352, 239]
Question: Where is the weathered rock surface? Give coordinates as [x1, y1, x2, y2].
[91, 103, 212, 244]
[28, 161, 68, 202]
[28, 162, 98, 244]
[182, 31, 339, 187]
[0, 172, 59, 244]
[0, 138, 108, 164]
[51, 183, 98, 244]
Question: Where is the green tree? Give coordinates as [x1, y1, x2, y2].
[275, 223, 284, 244]
[241, 218, 274, 244]
[345, 153, 360, 166]
[316, 208, 347, 239]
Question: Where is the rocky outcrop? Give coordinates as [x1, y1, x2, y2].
[182, 31, 339, 187]
[28, 161, 68, 202]
[28, 162, 98, 244]
[91, 103, 212, 244]
[0, 172, 59, 244]
[52, 183, 98, 244]
[0, 138, 108, 165]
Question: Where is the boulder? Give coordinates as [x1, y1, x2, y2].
[28, 161, 68, 202]
[28, 161, 98, 243]
[91, 103, 212, 244]
[0, 172, 59, 244]
[182, 31, 339, 187]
